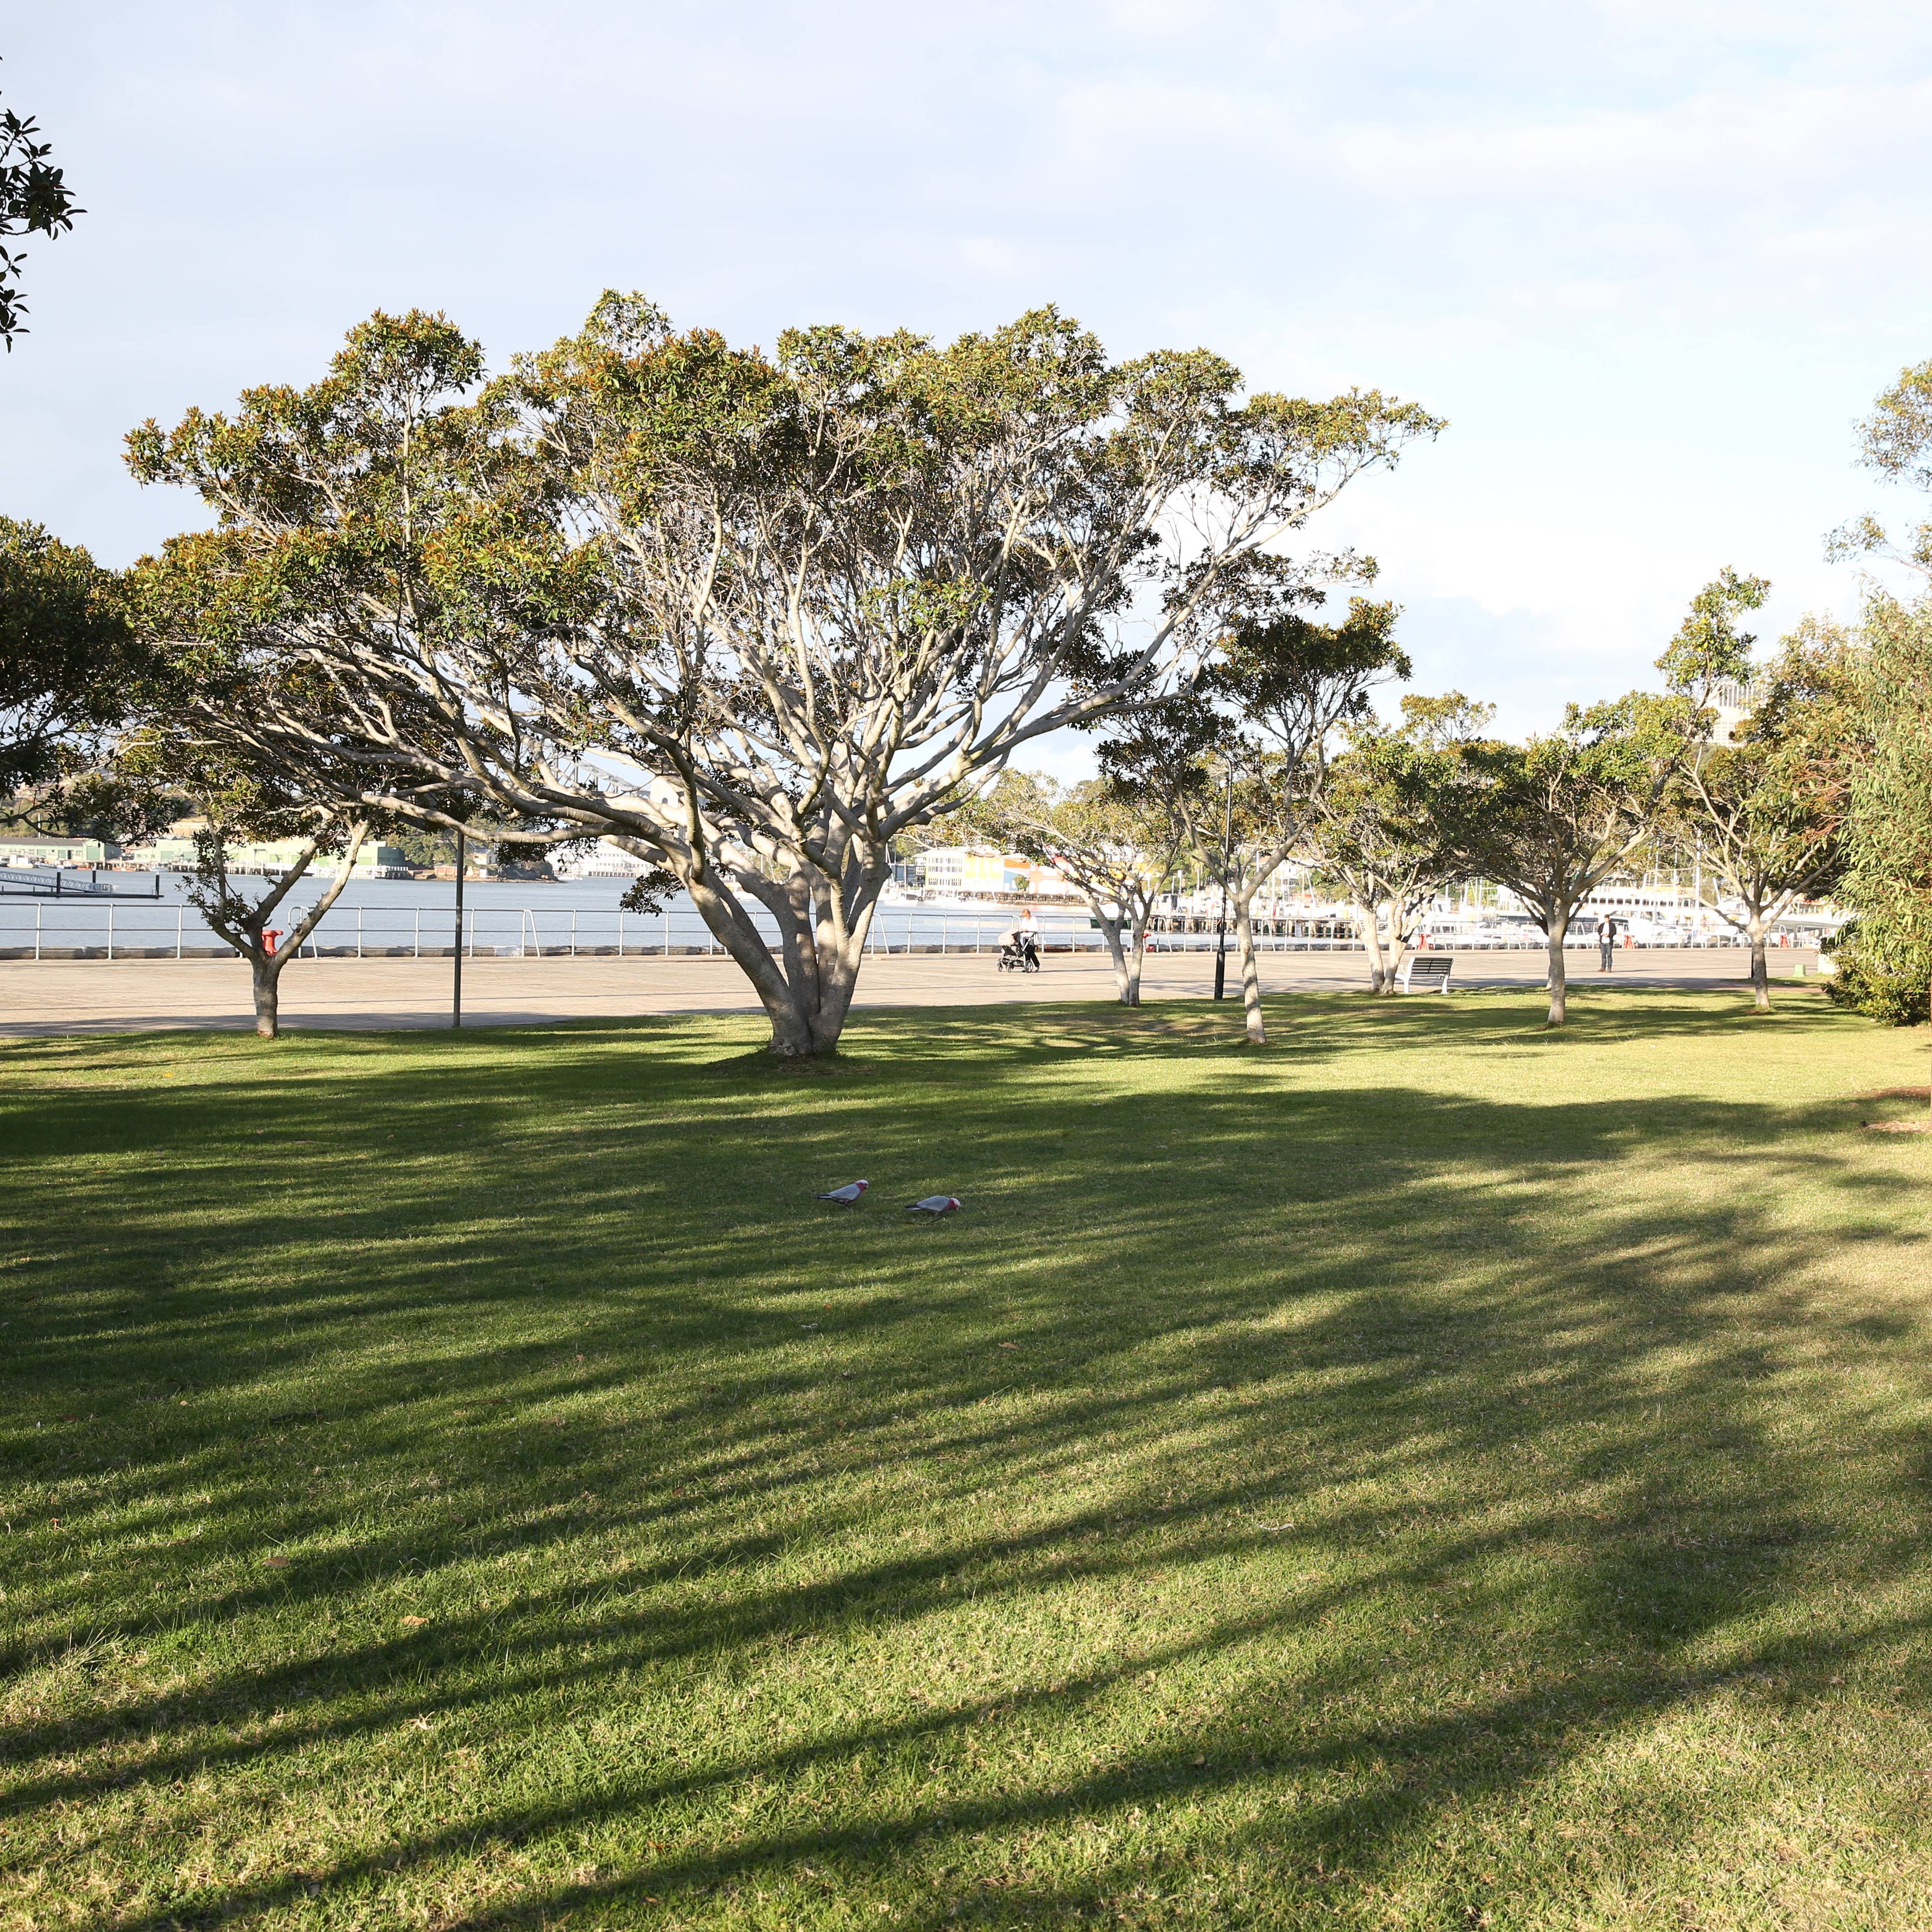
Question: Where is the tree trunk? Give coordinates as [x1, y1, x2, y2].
[698, 861, 883, 1058]
[1748, 917, 1770, 1012]
[251, 953, 282, 1039]
[1355, 902, 1387, 994]
[1545, 908, 1569, 1026]
[1096, 909, 1133, 1004]
[1125, 915, 1149, 1008]
[1381, 900, 1411, 998]
[1235, 894, 1265, 1044]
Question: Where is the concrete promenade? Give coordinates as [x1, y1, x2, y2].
[0, 946, 1819, 1037]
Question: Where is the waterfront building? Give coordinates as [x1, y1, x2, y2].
[0, 836, 117, 868]
[118, 833, 411, 877]
[914, 846, 1009, 897]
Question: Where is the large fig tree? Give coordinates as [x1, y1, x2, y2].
[131, 298, 1439, 1057]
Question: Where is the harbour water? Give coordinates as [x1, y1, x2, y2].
[0, 868, 1780, 962]
[0, 872, 1126, 960]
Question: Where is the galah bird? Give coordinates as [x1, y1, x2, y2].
[907, 1195, 962, 1215]
[816, 1180, 869, 1204]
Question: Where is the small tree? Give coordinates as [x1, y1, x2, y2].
[1190, 589, 1409, 1044]
[117, 703, 385, 1039]
[951, 767, 1199, 1004]
[1310, 693, 1490, 994]
[185, 812, 373, 1039]
[1451, 695, 1688, 1025]
[1658, 581, 1856, 1011]
[122, 495, 463, 1037]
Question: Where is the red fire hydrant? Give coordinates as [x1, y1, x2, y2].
[263, 929, 281, 956]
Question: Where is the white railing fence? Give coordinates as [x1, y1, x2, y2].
[0, 897, 1777, 964]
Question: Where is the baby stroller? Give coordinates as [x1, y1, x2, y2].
[998, 930, 1041, 973]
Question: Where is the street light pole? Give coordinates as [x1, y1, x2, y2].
[1213, 758, 1234, 1001]
[452, 828, 465, 1029]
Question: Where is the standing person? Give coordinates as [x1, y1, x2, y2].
[1597, 910, 1618, 972]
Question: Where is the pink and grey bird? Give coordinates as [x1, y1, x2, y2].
[907, 1195, 961, 1215]
[816, 1180, 869, 1204]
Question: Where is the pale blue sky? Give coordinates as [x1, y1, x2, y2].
[5, 2, 1930, 755]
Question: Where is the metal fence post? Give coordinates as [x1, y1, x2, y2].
[663, 912, 670, 956]
[357, 908, 363, 959]
[415, 908, 421, 958]
[34, 902, 41, 961]
[177, 906, 183, 960]
[619, 909, 625, 956]
[571, 909, 578, 957]
[107, 905, 114, 961]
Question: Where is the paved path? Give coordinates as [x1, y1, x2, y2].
[0, 947, 1819, 1037]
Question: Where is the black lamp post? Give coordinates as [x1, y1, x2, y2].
[1212, 758, 1233, 1001]
[452, 828, 465, 1029]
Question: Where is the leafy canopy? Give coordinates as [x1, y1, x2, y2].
[0, 62, 82, 348]
[0, 516, 134, 798]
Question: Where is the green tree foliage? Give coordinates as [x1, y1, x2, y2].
[1658, 584, 1857, 1013]
[1830, 597, 1932, 1028]
[1450, 694, 1691, 1026]
[125, 308, 572, 842]
[0, 516, 133, 803]
[122, 311, 529, 1034]
[1815, 360, 1932, 1029]
[1160, 578, 1409, 1044]
[1829, 359, 1932, 579]
[0, 65, 81, 347]
[1309, 693, 1490, 994]
[1653, 567, 1773, 696]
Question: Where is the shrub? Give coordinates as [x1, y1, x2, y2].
[1824, 914, 1932, 1025]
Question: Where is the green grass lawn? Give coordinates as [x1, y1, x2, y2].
[7, 985, 1932, 1930]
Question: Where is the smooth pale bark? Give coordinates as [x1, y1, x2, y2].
[1065, 902, 1158, 1006]
[1341, 889, 1426, 996]
[1380, 899, 1414, 998]
[1747, 915, 1772, 1013]
[1123, 913, 1152, 1007]
[1084, 894, 1155, 1007]
[1543, 905, 1570, 1026]
[694, 864, 885, 1059]
[1353, 901, 1388, 994]
[1234, 891, 1267, 1044]
[1096, 911, 1131, 1002]
[251, 958, 281, 1037]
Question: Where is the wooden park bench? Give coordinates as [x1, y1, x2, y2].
[1397, 953, 1454, 994]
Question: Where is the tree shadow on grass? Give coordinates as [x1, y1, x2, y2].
[4, 995, 1931, 1924]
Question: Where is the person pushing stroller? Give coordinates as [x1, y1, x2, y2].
[998, 907, 1042, 973]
